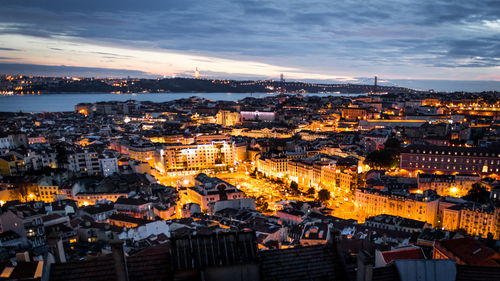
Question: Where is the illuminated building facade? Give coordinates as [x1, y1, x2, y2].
[341, 107, 367, 121]
[184, 173, 245, 211]
[257, 155, 288, 179]
[73, 193, 128, 207]
[288, 159, 336, 189]
[417, 173, 480, 197]
[157, 140, 235, 175]
[240, 111, 275, 122]
[441, 203, 500, 239]
[37, 178, 58, 203]
[400, 145, 500, 176]
[354, 188, 439, 226]
[216, 110, 241, 127]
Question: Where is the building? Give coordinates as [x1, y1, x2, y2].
[440, 202, 500, 239]
[341, 107, 367, 121]
[374, 247, 425, 268]
[108, 214, 169, 241]
[0, 133, 27, 151]
[184, 173, 245, 211]
[0, 210, 26, 237]
[0, 154, 25, 176]
[433, 237, 500, 266]
[68, 149, 100, 176]
[73, 192, 128, 207]
[256, 155, 288, 179]
[114, 197, 154, 219]
[37, 177, 59, 203]
[400, 144, 500, 176]
[299, 222, 332, 246]
[417, 173, 480, 197]
[240, 111, 275, 122]
[365, 214, 427, 233]
[216, 110, 241, 127]
[99, 154, 119, 177]
[288, 159, 336, 189]
[354, 188, 440, 226]
[110, 139, 156, 164]
[157, 140, 235, 175]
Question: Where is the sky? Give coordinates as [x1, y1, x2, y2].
[0, 0, 500, 91]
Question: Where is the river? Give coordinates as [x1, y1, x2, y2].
[0, 92, 363, 112]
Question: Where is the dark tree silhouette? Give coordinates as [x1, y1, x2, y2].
[462, 183, 490, 204]
[318, 189, 331, 202]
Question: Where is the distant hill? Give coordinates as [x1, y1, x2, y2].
[0, 76, 420, 94]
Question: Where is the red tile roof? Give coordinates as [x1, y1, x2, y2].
[437, 238, 500, 266]
[381, 248, 425, 264]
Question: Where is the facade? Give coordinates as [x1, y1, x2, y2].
[240, 111, 275, 122]
[185, 173, 245, 211]
[0, 134, 27, 151]
[354, 188, 440, 226]
[158, 140, 235, 175]
[24, 149, 57, 171]
[216, 110, 241, 127]
[417, 173, 480, 197]
[0, 154, 25, 176]
[441, 203, 500, 239]
[38, 178, 58, 203]
[99, 156, 119, 177]
[114, 197, 154, 220]
[288, 159, 336, 189]
[257, 155, 288, 179]
[400, 144, 500, 176]
[73, 193, 128, 207]
[341, 107, 367, 121]
[68, 149, 100, 175]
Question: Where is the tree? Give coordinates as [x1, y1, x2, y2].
[307, 187, 315, 196]
[364, 137, 401, 170]
[318, 189, 331, 202]
[255, 195, 270, 213]
[9, 183, 37, 202]
[289, 181, 299, 194]
[462, 183, 490, 204]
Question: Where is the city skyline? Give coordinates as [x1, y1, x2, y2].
[1, 0, 500, 90]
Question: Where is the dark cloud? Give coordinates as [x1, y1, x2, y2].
[0, 47, 20, 51]
[0, 63, 155, 78]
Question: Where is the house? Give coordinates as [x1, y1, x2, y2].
[185, 174, 245, 212]
[433, 237, 500, 266]
[79, 204, 116, 222]
[114, 197, 153, 219]
[0, 230, 28, 248]
[374, 246, 426, 267]
[108, 214, 169, 241]
[300, 222, 331, 246]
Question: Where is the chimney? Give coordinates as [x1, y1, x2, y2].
[357, 250, 374, 281]
[16, 251, 30, 262]
[110, 240, 129, 281]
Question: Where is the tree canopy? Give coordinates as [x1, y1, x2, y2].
[318, 189, 331, 202]
[364, 137, 401, 170]
[462, 183, 490, 204]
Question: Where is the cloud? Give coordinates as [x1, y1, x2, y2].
[0, 47, 20, 51]
[0, 0, 499, 81]
[0, 62, 155, 77]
